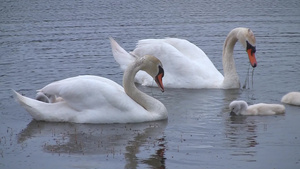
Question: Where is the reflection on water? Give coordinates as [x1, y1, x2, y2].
[125, 132, 166, 169]
[222, 115, 258, 164]
[221, 89, 241, 108]
[140, 144, 166, 169]
[18, 120, 167, 168]
[225, 116, 258, 157]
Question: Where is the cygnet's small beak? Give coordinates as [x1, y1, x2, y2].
[230, 110, 236, 116]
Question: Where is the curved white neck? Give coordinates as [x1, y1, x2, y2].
[222, 29, 240, 89]
[123, 60, 166, 115]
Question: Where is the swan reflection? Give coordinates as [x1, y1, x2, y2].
[18, 120, 167, 168]
[225, 115, 258, 148]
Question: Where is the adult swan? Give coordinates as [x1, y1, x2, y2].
[13, 55, 167, 123]
[111, 27, 257, 89]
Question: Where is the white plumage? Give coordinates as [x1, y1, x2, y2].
[229, 100, 285, 116]
[111, 27, 257, 89]
[13, 55, 167, 123]
[281, 92, 300, 106]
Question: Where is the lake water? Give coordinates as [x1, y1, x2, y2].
[1, 0, 300, 168]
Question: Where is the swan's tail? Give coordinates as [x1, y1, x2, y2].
[12, 90, 53, 121]
[109, 37, 136, 71]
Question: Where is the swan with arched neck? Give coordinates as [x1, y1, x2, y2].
[110, 27, 257, 89]
[13, 54, 167, 123]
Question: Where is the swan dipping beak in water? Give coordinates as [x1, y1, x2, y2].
[229, 100, 285, 116]
[13, 53, 167, 123]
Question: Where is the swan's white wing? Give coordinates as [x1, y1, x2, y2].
[137, 38, 206, 61]
[40, 75, 128, 111]
[39, 75, 140, 112]
[110, 37, 136, 71]
[14, 75, 149, 123]
[132, 38, 224, 88]
[14, 74, 167, 123]
[110, 37, 224, 88]
[248, 103, 285, 115]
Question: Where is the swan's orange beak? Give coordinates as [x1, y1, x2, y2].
[246, 41, 257, 68]
[155, 66, 164, 92]
[247, 49, 257, 68]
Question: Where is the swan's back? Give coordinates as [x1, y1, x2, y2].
[13, 75, 164, 123]
[248, 103, 285, 115]
[136, 38, 206, 60]
[132, 38, 224, 88]
[134, 38, 217, 67]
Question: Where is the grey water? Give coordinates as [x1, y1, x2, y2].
[1, 0, 300, 168]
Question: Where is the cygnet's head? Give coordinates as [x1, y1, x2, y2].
[229, 100, 248, 115]
[140, 55, 165, 92]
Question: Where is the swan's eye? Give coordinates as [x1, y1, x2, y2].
[158, 65, 164, 77]
[246, 41, 256, 54]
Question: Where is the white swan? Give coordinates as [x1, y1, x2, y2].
[281, 92, 300, 106]
[229, 100, 285, 116]
[110, 27, 257, 89]
[13, 55, 168, 123]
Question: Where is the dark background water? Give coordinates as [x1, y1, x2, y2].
[1, 0, 300, 168]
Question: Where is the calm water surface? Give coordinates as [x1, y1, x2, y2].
[1, 0, 300, 168]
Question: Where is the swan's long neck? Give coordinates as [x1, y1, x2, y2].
[123, 60, 166, 115]
[222, 29, 240, 89]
